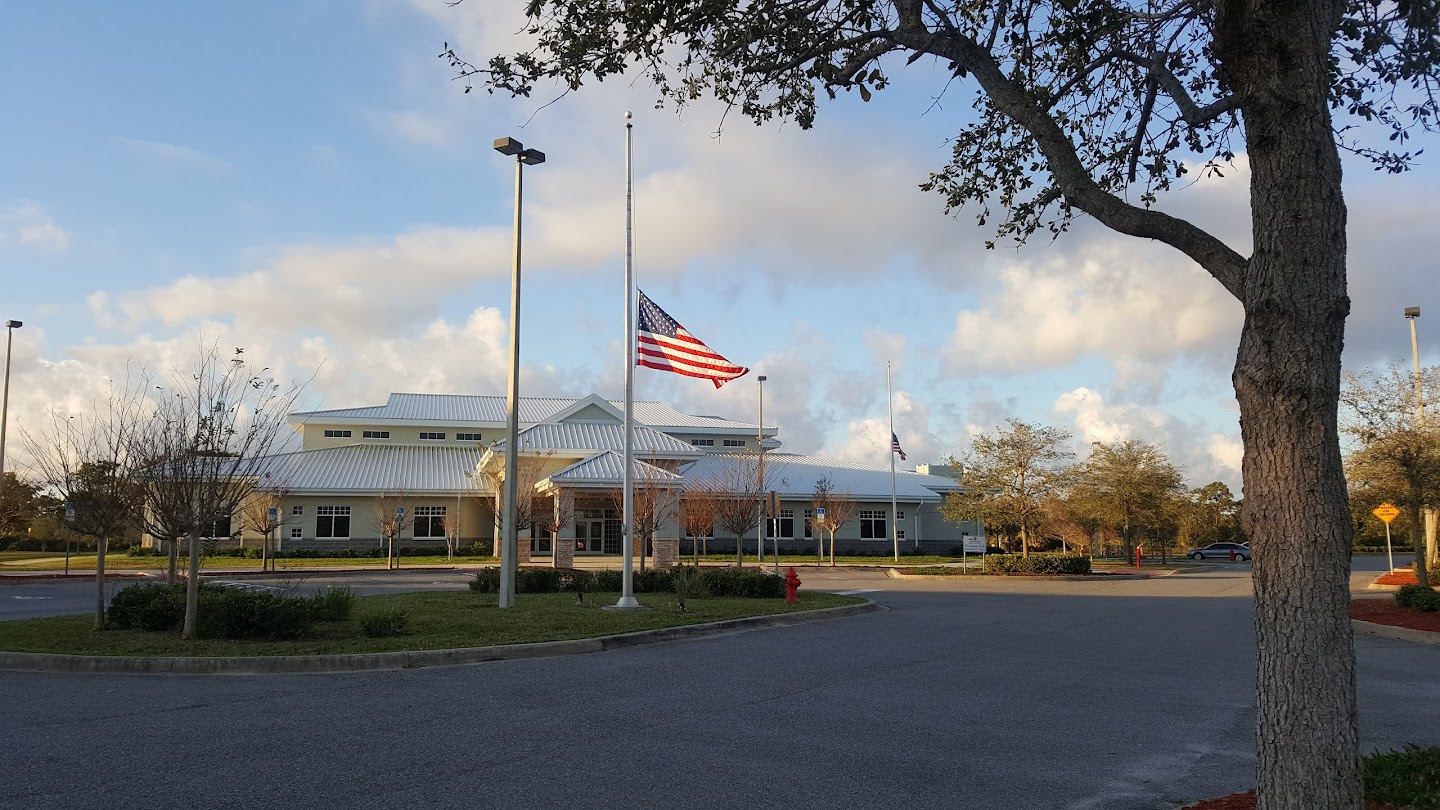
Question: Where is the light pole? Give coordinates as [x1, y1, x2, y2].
[1405, 306, 1436, 570]
[493, 137, 545, 609]
[756, 374, 766, 567]
[0, 319, 22, 510]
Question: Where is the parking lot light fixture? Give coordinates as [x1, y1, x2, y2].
[0, 319, 22, 510]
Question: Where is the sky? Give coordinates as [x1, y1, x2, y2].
[2, 1, 1437, 494]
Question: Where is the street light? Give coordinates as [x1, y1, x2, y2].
[757, 374, 766, 568]
[494, 137, 544, 610]
[0, 319, 22, 510]
[1406, 307, 1423, 425]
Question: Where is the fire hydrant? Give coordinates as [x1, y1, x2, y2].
[1229, 547, 1236, 562]
[785, 567, 801, 603]
[1134, 545, 1143, 568]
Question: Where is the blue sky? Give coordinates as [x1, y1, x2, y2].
[3, 2, 1437, 492]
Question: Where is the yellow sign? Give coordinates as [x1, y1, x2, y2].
[1373, 503, 1401, 524]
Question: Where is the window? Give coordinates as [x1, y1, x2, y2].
[316, 506, 351, 539]
[323, 429, 352, 439]
[456, 433, 482, 441]
[419, 432, 445, 441]
[200, 517, 233, 539]
[860, 509, 887, 540]
[777, 508, 795, 538]
[291, 505, 303, 516]
[290, 527, 303, 539]
[414, 506, 447, 538]
[363, 430, 390, 439]
[690, 439, 714, 447]
[803, 508, 814, 538]
[896, 511, 906, 541]
[723, 439, 746, 447]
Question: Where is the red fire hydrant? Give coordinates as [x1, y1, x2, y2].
[1229, 547, 1236, 562]
[1134, 545, 1143, 568]
[785, 567, 801, 603]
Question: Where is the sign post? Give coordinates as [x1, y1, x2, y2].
[1373, 502, 1401, 572]
[815, 507, 825, 564]
[64, 502, 75, 576]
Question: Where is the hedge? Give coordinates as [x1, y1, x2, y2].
[467, 566, 784, 598]
[982, 553, 1092, 575]
[107, 582, 354, 639]
[1395, 584, 1440, 612]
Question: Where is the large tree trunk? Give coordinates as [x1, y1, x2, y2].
[1408, 500, 1429, 587]
[166, 537, 179, 585]
[182, 529, 202, 640]
[1217, 1, 1361, 806]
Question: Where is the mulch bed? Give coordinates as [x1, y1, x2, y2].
[1181, 791, 1398, 809]
[1370, 568, 1440, 588]
[1351, 598, 1440, 633]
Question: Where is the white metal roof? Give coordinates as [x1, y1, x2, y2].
[291, 392, 764, 432]
[492, 422, 700, 457]
[256, 445, 484, 493]
[542, 451, 684, 487]
[679, 453, 963, 501]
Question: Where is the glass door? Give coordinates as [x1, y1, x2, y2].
[575, 519, 605, 553]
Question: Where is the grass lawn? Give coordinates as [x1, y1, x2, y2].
[0, 590, 864, 657]
[692, 553, 967, 566]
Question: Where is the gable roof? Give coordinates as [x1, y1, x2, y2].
[255, 445, 484, 493]
[489, 422, 701, 457]
[679, 453, 963, 501]
[291, 392, 765, 432]
[541, 451, 684, 487]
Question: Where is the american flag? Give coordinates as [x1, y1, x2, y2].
[637, 290, 749, 388]
[891, 432, 907, 461]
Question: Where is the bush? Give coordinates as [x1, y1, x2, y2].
[700, 568, 785, 598]
[983, 553, 1092, 575]
[197, 589, 313, 640]
[309, 585, 356, 622]
[671, 566, 710, 611]
[633, 569, 674, 593]
[1395, 584, 1440, 612]
[515, 568, 563, 594]
[108, 583, 188, 632]
[125, 546, 165, 558]
[469, 568, 502, 593]
[590, 569, 624, 592]
[358, 610, 409, 637]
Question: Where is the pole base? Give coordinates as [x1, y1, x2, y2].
[605, 596, 647, 611]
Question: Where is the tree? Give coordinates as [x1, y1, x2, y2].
[0, 472, 40, 539]
[610, 460, 681, 572]
[533, 493, 575, 561]
[1070, 439, 1185, 561]
[1341, 364, 1440, 584]
[1178, 482, 1244, 549]
[240, 480, 291, 573]
[941, 420, 1074, 558]
[810, 477, 858, 566]
[711, 454, 763, 568]
[449, 3, 1440, 803]
[680, 480, 723, 563]
[1037, 496, 1093, 555]
[23, 388, 143, 629]
[137, 345, 305, 639]
[481, 450, 549, 558]
[372, 490, 414, 570]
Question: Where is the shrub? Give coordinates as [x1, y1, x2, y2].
[1395, 584, 1440, 612]
[558, 569, 593, 602]
[125, 546, 165, 558]
[515, 567, 563, 593]
[983, 553, 1092, 575]
[633, 569, 674, 593]
[108, 583, 188, 632]
[309, 585, 356, 622]
[590, 570, 624, 592]
[671, 566, 709, 611]
[700, 568, 785, 598]
[469, 567, 501, 593]
[358, 610, 409, 637]
[197, 589, 313, 640]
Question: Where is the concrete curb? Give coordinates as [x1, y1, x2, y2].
[885, 569, 1154, 581]
[0, 599, 879, 676]
[1352, 619, 1440, 646]
[0, 572, 154, 583]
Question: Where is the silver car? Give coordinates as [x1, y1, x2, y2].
[1187, 542, 1250, 561]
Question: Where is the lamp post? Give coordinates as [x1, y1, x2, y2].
[756, 374, 766, 567]
[493, 137, 544, 610]
[0, 319, 22, 510]
[1405, 306, 1436, 570]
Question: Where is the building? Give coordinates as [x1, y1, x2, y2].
[220, 392, 981, 564]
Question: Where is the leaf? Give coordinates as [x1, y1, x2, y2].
[858, 85, 871, 103]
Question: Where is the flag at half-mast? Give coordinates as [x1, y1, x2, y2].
[637, 290, 750, 388]
[891, 432, 907, 461]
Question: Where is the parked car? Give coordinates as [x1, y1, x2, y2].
[1187, 542, 1250, 561]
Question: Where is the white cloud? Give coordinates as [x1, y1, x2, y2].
[0, 201, 69, 253]
[118, 138, 234, 173]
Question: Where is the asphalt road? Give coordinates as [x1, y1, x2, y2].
[1, 562, 1435, 810]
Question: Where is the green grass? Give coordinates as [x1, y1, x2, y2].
[0, 553, 499, 571]
[1364, 744, 1440, 808]
[0, 590, 864, 657]
[691, 553, 968, 566]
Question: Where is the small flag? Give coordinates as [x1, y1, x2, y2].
[637, 290, 750, 388]
[891, 432, 907, 461]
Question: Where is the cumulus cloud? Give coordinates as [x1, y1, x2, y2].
[0, 201, 69, 253]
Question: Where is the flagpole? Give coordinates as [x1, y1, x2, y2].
[888, 360, 899, 563]
[616, 111, 640, 609]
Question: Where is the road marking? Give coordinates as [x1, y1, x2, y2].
[833, 589, 879, 595]
[11, 596, 53, 600]
[211, 580, 282, 592]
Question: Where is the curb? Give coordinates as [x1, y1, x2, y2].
[1352, 618, 1440, 646]
[0, 599, 880, 676]
[0, 572, 154, 583]
[885, 569, 1155, 581]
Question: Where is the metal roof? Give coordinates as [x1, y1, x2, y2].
[542, 451, 683, 486]
[492, 422, 700, 457]
[255, 445, 484, 493]
[291, 392, 764, 431]
[678, 453, 963, 501]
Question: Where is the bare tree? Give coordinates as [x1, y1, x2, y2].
[137, 344, 306, 640]
[811, 477, 858, 567]
[371, 490, 414, 570]
[681, 481, 723, 564]
[533, 493, 576, 562]
[608, 459, 681, 573]
[22, 382, 143, 628]
[711, 454, 763, 569]
[482, 451, 549, 557]
[240, 479, 291, 572]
